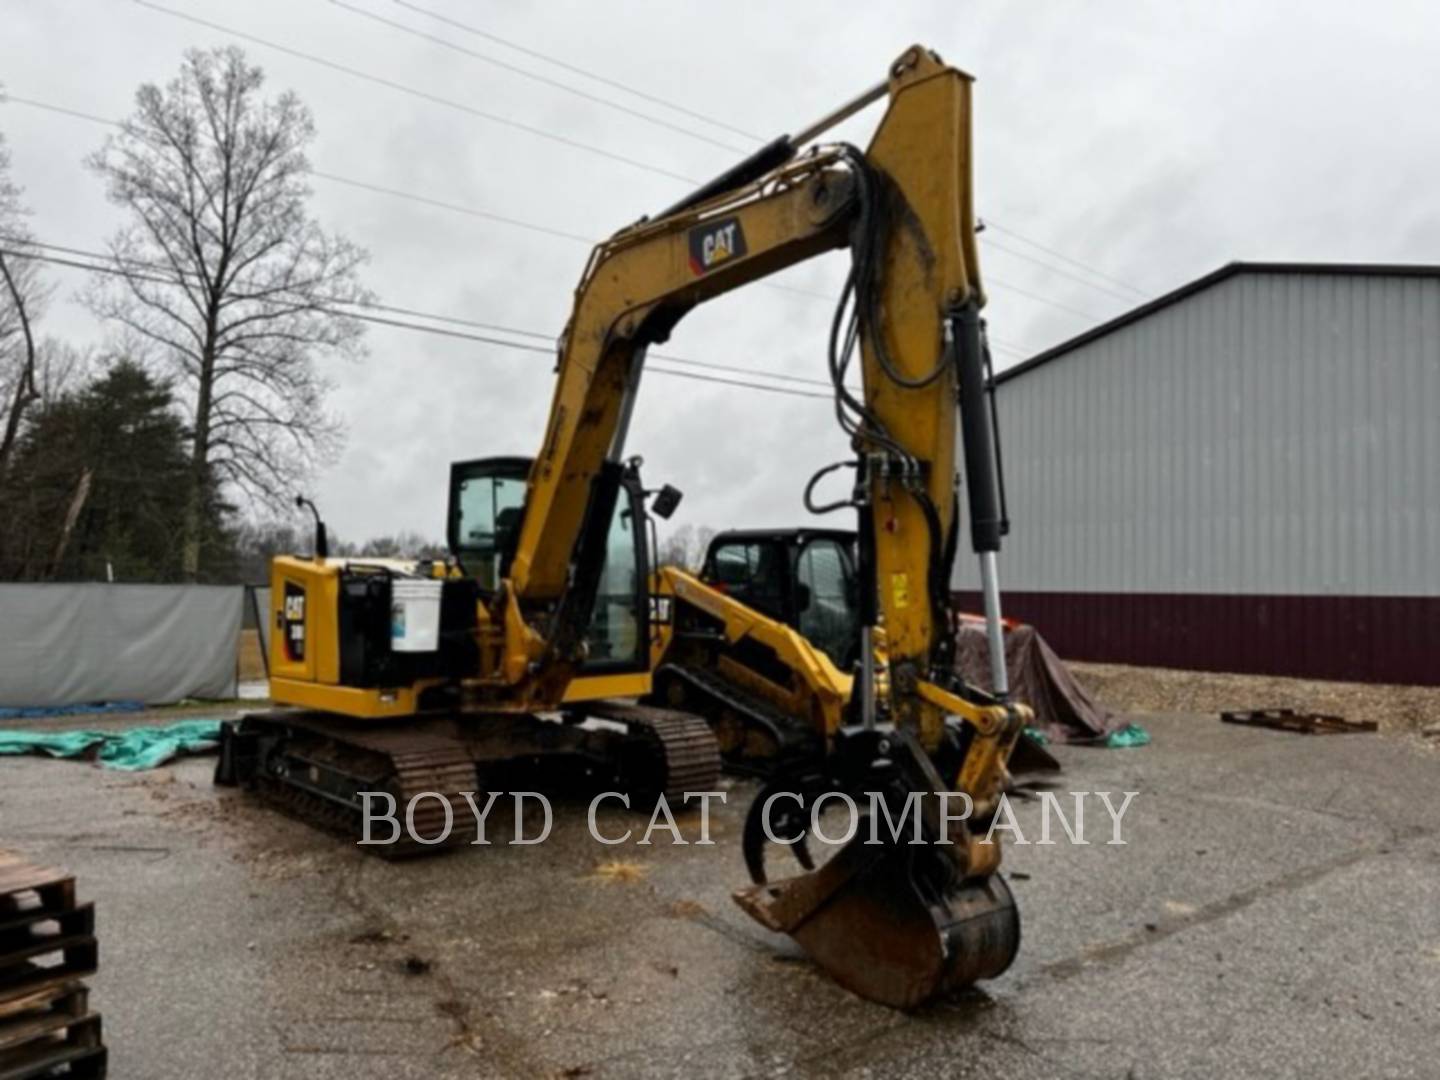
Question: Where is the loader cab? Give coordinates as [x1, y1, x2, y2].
[700, 528, 861, 668]
[446, 456, 652, 674]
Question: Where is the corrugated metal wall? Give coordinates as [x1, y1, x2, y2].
[953, 268, 1440, 684]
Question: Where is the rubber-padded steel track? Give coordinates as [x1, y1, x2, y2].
[586, 701, 722, 802]
[235, 713, 478, 859]
[653, 663, 819, 775]
[222, 702, 720, 857]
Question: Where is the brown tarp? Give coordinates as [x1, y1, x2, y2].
[955, 617, 1123, 743]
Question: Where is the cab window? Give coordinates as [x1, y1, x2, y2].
[707, 540, 787, 621]
[454, 472, 527, 590]
[582, 500, 643, 669]
[795, 537, 858, 667]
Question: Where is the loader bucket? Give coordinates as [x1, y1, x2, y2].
[733, 822, 1020, 1009]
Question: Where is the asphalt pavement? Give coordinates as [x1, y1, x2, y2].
[0, 712, 1436, 1078]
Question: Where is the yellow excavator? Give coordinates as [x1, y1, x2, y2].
[217, 46, 1031, 1008]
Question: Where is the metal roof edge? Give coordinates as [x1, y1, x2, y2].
[994, 260, 1440, 385]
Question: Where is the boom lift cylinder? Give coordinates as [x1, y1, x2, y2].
[954, 305, 1012, 699]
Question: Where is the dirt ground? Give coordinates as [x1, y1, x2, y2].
[1072, 661, 1440, 733]
[234, 627, 1439, 735]
[2, 707, 1438, 1078]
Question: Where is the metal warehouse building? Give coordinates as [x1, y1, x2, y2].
[956, 262, 1439, 686]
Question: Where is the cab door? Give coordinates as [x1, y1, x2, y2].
[578, 473, 650, 674]
[795, 535, 859, 669]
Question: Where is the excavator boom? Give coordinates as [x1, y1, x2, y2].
[508, 50, 978, 717]
[491, 46, 1029, 1006]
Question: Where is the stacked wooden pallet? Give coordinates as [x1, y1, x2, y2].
[0, 853, 105, 1080]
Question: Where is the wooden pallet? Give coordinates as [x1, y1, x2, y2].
[0, 984, 105, 1080]
[0, 857, 75, 921]
[0, 856, 97, 1001]
[0, 855, 105, 1079]
[1220, 708, 1379, 735]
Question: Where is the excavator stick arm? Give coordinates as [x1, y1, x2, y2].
[489, 45, 1030, 1007]
[509, 158, 855, 606]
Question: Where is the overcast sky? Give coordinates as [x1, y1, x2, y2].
[3, 0, 1438, 550]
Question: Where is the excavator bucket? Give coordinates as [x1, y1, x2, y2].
[733, 730, 1020, 1009]
[734, 831, 1019, 1009]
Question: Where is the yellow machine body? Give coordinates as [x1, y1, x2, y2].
[232, 45, 1032, 1008]
[266, 554, 650, 716]
[652, 565, 853, 744]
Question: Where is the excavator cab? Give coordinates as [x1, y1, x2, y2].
[447, 457, 528, 592]
[446, 455, 655, 678]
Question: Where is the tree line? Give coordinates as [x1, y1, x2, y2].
[0, 46, 713, 586]
[0, 47, 383, 584]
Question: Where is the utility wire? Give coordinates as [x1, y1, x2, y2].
[390, 0, 763, 142]
[981, 234, 1143, 304]
[0, 243, 839, 400]
[313, 169, 595, 244]
[2, 235, 845, 390]
[327, 0, 747, 155]
[0, 94, 1036, 356]
[112, 4, 1143, 321]
[983, 219, 1149, 298]
[985, 276, 1102, 322]
[129, 0, 702, 185]
[387, 2, 1148, 302]
[125, 5, 1136, 319]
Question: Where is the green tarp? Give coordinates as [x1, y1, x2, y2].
[1104, 722, 1151, 748]
[0, 720, 222, 770]
[1023, 721, 1151, 749]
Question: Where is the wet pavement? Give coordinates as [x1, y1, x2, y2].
[1, 713, 1437, 1078]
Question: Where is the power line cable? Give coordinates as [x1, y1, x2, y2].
[982, 218, 1149, 298]
[129, 0, 702, 185]
[390, 0, 763, 142]
[3, 235, 846, 389]
[96, 6, 1143, 320]
[123, 6, 1122, 322]
[1, 97, 599, 248]
[308, 168, 986, 344]
[980, 234, 1142, 304]
[326, 0, 747, 154]
[313, 169, 595, 244]
[984, 275, 1103, 322]
[380, 5, 1150, 304]
[0, 243, 840, 400]
[0, 94, 1038, 356]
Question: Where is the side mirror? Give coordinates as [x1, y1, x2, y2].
[650, 484, 683, 520]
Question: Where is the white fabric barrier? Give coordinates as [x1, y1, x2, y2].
[0, 584, 241, 707]
[252, 586, 272, 659]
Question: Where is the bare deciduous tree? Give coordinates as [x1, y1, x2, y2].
[657, 523, 716, 571]
[86, 47, 370, 578]
[0, 132, 45, 478]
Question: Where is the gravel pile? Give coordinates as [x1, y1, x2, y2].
[1069, 661, 1440, 732]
